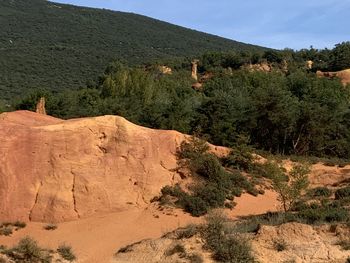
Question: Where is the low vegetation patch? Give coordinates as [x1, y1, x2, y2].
[202, 212, 255, 263]
[176, 224, 200, 239]
[0, 221, 26, 236]
[158, 137, 259, 216]
[0, 237, 77, 263]
[336, 239, 350, 250]
[273, 239, 288, 252]
[44, 223, 58, 231]
[308, 187, 332, 198]
[57, 244, 76, 262]
[335, 187, 350, 200]
[1, 236, 52, 263]
[0, 227, 12, 237]
[165, 243, 186, 257]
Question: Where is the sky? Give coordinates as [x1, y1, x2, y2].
[53, 0, 350, 50]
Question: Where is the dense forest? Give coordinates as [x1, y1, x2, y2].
[11, 42, 350, 159]
[0, 0, 265, 100]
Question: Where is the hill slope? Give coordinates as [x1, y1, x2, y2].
[0, 0, 265, 100]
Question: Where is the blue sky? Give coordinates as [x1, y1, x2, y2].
[53, 0, 350, 50]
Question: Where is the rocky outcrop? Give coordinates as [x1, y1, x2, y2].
[252, 223, 350, 263]
[191, 60, 199, 81]
[306, 60, 313, 69]
[0, 111, 193, 223]
[243, 62, 271, 72]
[158, 66, 172, 75]
[35, 97, 46, 115]
[316, 69, 350, 86]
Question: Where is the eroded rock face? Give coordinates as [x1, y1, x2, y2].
[35, 97, 46, 115]
[316, 69, 350, 86]
[252, 223, 350, 263]
[0, 111, 189, 223]
[191, 60, 199, 81]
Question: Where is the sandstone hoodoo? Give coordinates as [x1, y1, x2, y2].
[35, 97, 47, 115]
[0, 111, 193, 223]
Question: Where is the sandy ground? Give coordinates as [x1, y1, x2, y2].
[0, 191, 278, 263]
[229, 190, 279, 218]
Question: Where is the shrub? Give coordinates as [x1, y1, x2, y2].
[4, 237, 52, 263]
[336, 239, 350, 250]
[177, 137, 209, 161]
[176, 224, 200, 239]
[193, 184, 226, 208]
[165, 243, 186, 257]
[182, 195, 209, 217]
[186, 253, 204, 263]
[309, 187, 332, 198]
[269, 162, 310, 212]
[298, 205, 349, 224]
[0, 227, 12, 236]
[273, 239, 287, 251]
[159, 138, 258, 216]
[211, 236, 255, 263]
[222, 138, 256, 171]
[57, 245, 76, 261]
[44, 224, 58, 231]
[193, 153, 223, 181]
[203, 212, 255, 263]
[335, 187, 350, 200]
[233, 219, 260, 234]
[13, 221, 26, 229]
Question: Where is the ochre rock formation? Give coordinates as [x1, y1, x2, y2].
[35, 97, 46, 115]
[0, 111, 184, 223]
[191, 82, 203, 91]
[243, 62, 271, 72]
[191, 60, 199, 81]
[316, 69, 350, 86]
[0, 111, 226, 223]
[306, 60, 313, 69]
[158, 65, 172, 75]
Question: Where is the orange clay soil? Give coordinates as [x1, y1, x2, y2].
[0, 191, 279, 263]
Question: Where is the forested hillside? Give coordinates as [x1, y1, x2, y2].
[0, 0, 264, 100]
[13, 43, 350, 159]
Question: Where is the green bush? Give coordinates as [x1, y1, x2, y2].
[0, 227, 12, 236]
[203, 212, 255, 263]
[233, 219, 261, 234]
[273, 239, 287, 252]
[44, 224, 58, 231]
[222, 138, 256, 171]
[4, 237, 52, 263]
[182, 195, 209, 217]
[13, 221, 26, 229]
[165, 243, 186, 257]
[335, 187, 350, 200]
[309, 187, 332, 198]
[159, 138, 259, 216]
[193, 184, 226, 208]
[176, 224, 200, 239]
[57, 245, 76, 262]
[298, 205, 349, 224]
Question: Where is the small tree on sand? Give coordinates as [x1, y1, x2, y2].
[269, 162, 310, 212]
